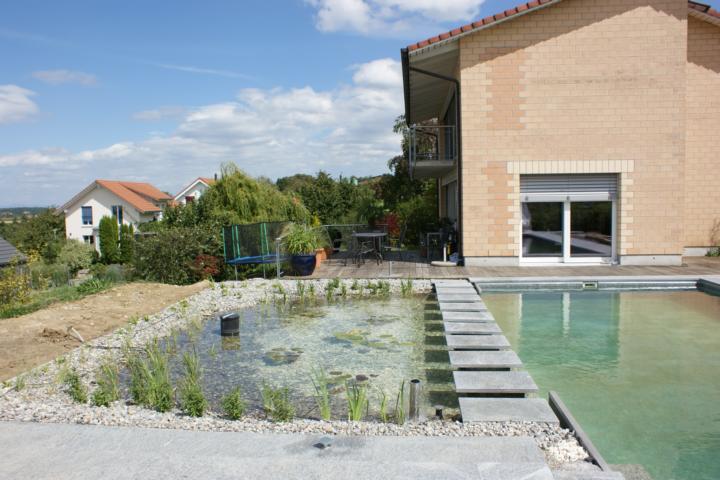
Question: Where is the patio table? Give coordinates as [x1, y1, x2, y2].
[352, 232, 388, 264]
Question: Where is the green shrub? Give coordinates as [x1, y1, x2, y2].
[98, 216, 119, 264]
[91, 360, 120, 407]
[133, 226, 222, 285]
[0, 260, 31, 305]
[62, 368, 88, 403]
[261, 384, 294, 422]
[30, 262, 71, 288]
[57, 240, 96, 274]
[221, 387, 246, 420]
[178, 350, 207, 417]
[706, 247, 720, 257]
[76, 278, 112, 295]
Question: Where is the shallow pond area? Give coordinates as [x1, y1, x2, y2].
[157, 295, 448, 419]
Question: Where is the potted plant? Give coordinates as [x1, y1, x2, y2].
[285, 224, 319, 276]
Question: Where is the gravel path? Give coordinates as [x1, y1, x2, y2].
[0, 278, 590, 469]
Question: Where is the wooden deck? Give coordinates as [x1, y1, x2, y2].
[294, 253, 720, 279]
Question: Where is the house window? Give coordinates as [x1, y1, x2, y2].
[81, 206, 93, 225]
[111, 205, 123, 225]
[185, 196, 195, 204]
[83, 235, 94, 245]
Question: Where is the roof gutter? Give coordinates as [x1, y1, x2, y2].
[401, 47, 412, 124]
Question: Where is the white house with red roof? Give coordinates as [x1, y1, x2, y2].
[173, 176, 216, 205]
[60, 180, 172, 250]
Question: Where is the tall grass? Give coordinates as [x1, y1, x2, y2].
[394, 381, 406, 425]
[261, 384, 295, 422]
[346, 381, 368, 421]
[400, 279, 413, 297]
[92, 359, 120, 407]
[126, 339, 174, 412]
[178, 349, 207, 417]
[310, 368, 332, 421]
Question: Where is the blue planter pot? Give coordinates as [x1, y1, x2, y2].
[291, 254, 316, 276]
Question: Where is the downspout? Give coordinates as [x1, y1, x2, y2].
[401, 55, 464, 261]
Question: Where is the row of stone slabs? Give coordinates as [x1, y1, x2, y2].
[432, 279, 559, 424]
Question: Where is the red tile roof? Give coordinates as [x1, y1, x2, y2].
[96, 180, 171, 213]
[689, 1, 720, 19]
[406, 0, 719, 53]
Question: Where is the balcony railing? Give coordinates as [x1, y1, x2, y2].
[409, 124, 457, 178]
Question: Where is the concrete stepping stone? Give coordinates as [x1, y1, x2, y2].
[439, 302, 487, 312]
[435, 288, 478, 295]
[436, 293, 482, 302]
[459, 398, 559, 424]
[432, 279, 471, 286]
[454, 371, 538, 394]
[449, 350, 523, 368]
[444, 322, 502, 335]
[446, 334, 510, 350]
[442, 311, 495, 322]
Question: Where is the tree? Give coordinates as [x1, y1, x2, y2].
[119, 224, 135, 264]
[98, 216, 119, 263]
[0, 208, 65, 262]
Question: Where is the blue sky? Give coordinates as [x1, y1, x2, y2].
[0, 0, 716, 207]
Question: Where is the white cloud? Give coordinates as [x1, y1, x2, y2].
[32, 69, 97, 86]
[152, 63, 252, 79]
[133, 106, 188, 121]
[305, 0, 486, 35]
[0, 58, 404, 206]
[0, 85, 39, 124]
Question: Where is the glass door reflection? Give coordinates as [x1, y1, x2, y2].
[522, 202, 564, 257]
[570, 202, 612, 257]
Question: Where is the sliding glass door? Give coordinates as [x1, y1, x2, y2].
[521, 199, 615, 263]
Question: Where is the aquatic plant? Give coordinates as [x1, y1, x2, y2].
[261, 384, 295, 422]
[394, 381, 406, 425]
[14, 375, 26, 392]
[221, 387, 246, 420]
[296, 281, 306, 301]
[208, 343, 218, 359]
[328, 278, 340, 290]
[220, 283, 229, 296]
[61, 367, 87, 404]
[92, 359, 120, 407]
[346, 381, 369, 421]
[127, 340, 173, 412]
[350, 279, 360, 291]
[378, 390, 389, 423]
[340, 283, 348, 299]
[310, 367, 332, 421]
[179, 349, 207, 417]
[400, 279, 413, 297]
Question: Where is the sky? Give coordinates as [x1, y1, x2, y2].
[1, 0, 716, 207]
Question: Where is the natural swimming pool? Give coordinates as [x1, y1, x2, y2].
[482, 289, 720, 480]
[161, 295, 445, 419]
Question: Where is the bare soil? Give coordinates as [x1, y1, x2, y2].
[0, 281, 207, 381]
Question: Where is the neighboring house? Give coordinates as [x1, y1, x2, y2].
[173, 177, 216, 205]
[61, 180, 172, 250]
[0, 236, 26, 267]
[401, 0, 720, 266]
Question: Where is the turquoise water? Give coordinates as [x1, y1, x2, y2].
[483, 290, 720, 480]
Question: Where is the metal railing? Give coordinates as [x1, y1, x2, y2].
[409, 124, 458, 176]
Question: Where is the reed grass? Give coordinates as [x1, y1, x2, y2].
[346, 381, 369, 421]
[310, 367, 332, 421]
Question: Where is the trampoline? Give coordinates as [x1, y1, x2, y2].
[222, 222, 289, 277]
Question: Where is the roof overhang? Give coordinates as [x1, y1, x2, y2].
[689, 2, 720, 27]
[402, 42, 459, 125]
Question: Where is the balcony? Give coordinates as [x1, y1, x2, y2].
[409, 124, 457, 179]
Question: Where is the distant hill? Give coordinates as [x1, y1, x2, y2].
[0, 207, 50, 222]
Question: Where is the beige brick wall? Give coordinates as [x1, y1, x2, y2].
[684, 16, 720, 248]
[458, 0, 688, 259]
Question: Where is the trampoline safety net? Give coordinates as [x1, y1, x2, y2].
[222, 222, 289, 265]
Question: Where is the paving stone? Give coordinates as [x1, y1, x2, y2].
[449, 350, 522, 368]
[454, 371, 539, 394]
[436, 293, 482, 303]
[439, 302, 487, 312]
[459, 398, 559, 424]
[442, 311, 495, 322]
[444, 322, 502, 335]
[446, 334, 510, 350]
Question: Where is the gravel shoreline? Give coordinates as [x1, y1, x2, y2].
[0, 278, 591, 469]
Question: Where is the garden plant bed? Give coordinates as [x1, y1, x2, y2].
[0, 279, 590, 469]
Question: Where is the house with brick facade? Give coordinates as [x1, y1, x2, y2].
[401, 0, 720, 266]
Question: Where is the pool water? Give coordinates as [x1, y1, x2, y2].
[163, 295, 439, 419]
[483, 290, 720, 480]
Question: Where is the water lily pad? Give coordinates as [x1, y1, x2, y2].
[262, 348, 301, 366]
